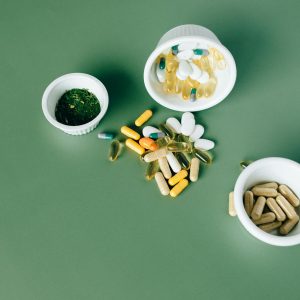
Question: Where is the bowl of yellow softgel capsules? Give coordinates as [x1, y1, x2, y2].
[144, 24, 237, 111]
[234, 157, 300, 246]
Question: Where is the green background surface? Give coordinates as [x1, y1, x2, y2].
[1, 0, 300, 299]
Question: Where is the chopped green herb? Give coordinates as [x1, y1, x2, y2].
[55, 88, 100, 126]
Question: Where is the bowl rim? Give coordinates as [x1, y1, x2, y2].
[41, 73, 109, 131]
[234, 157, 300, 246]
[143, 35, 237, 112]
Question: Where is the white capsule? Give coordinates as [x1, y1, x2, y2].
[156, 64, 165, 83]
[181, 115, 195, 136]
[142, 126, 161, 138]
[194, 138, 215, 151]
[196, 71, 209, 84]
[178, 42, 198, 51]
[177, 49, 194, 60]
[189, 62, 203, 81]
[166, 117, 181, 134]
[189, 124, 205, 142]
[166, 152, 181, 173]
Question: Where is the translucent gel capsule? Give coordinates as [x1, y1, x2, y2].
[181, 77, 196, 100]
[145, 160, 160, 180]
[175, 152, 190, 170]
[121, 126, 140, 140]
[167, 141, 192, 153]
[170, 179, 189, 197]
[155, 172, 170, 196]
[156, 136, 171, 148]
[175, 78, 183, 94]
[169, 170, 188, 186]
[98, 132, 114, 140]
[159, 123, 175, 139]
[203, 77, 217, 98]
[192, 148, 212, 165]
[176, 134, 190, 143]
[196, 86, 204, 99]
[125, 139, 145, 155]
[135, 110, 153, 127]
[108, 140, 122, 161]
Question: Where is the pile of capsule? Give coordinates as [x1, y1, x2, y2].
[103, 109, 215, 198]
[156, 43, 226, 102]
[244, 183, 300, 235]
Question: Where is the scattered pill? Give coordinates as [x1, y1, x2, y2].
[156, 136, 171, 148]
[155, 172, 170, 196]
[189, 124, 205, 142]
[181, 115, 195, 136]
[142, 126, 161, 138]
[244, 191, 254, 216]
[276, 194, 297, 220]
[279, 215, 299, 235]
[251, 196, 266, 221]
[169, 170, 188, 186]
[255, 182, 278, 189]
[139, 137, 158, 151]
[167, 141, 192, 153]
[170, 179, 189, 197]
[108, 140, 122, 161]
[240, 160, 252, 169]
[166, 117, 181, 134]
[159, 123, 175, 139]
[143, 147, 168, 163]
[166, 152, 182, 173]
[190, 62, 202, 81]
[175, 152, 190, 170]
[125, 138, 145, 155]
[177, 49, 194, 60]
[158, 157, 172, 179]
[259, 221, 282, 232]
[98, 132, 114, 140]
[278, 185, 300, 207]
[135, 110, 153, 127]
[121, 126, 140, 140]
[253, 212, 276, 225]
[189, 157, 200, 182]
[266, 197, 286, 222]
[251, 187, 278, 197]
[194, 139, 215, 151]
[228, 192, 236, 216]
[145, 160, 159, 180]
[149, 132, 165, 139]
[192, 148, 212, 164]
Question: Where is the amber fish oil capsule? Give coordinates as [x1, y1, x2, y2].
[125, 139, 145, 155]
[155, 172, 170, 196]
[108, 140, 122, 161]
[168, 170, 188, 186]
[170, 179, 189, 197]
[145, 160, 159, 180]
[251, 196, 266, 220]
[121, 126, 140, 140]
[135, 110, 153, 127]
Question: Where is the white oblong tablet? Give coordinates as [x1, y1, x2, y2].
[178, 42, 198, 51]
[166, 152, 181, 173]
[189, 124, 205, 142]
[181, 112, 194, 123]
[194, 138, 215, 150]
[189, 62, 202, 81]
[177, 49, 193, 60]
[178, 60, 192, 77]
[166, 117, 181, 134]
[196, 71, 209, 84]
[142, 126, 160, 137]
[181, 117, 195, 136]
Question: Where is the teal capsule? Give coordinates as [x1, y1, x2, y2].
[190, 88, 197, 102]
[192, 148, 212, 164]
[193, 49, 209, 56]
[149, 132, 165, 139]
[172, 45, 179, 55]
[98, 132, 115, 140]
[145, 160, 160, 180]
[158, 123, 175, 139]
[108, 140, 122, 161]
[167, 141, 192, 153]
[175, 152, 191, 170]
[159, 57, 166, 70]
[240, 160, 253, 169]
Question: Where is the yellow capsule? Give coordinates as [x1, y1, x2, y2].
[121, 126, 140, 140]
[168, 170, 188, 186]
[145, 160, 159, 180]
[181, 77, 194, 100]
[170, 179, 189, 197]
[280, 215, 299, 235]
[228, 192, 236, 216]
[251, 196, 266, 220]
[108, 140, 122, 161]
[266, 197, 286, 222]
[253, 212, 276, 225]
[278, 184, 300, 207]
[196, 86, 204, 99]
[125, 138, 145, 155]
[203, 77, 217, 98]
[134, 110, 153, 127]
[189, 157, 200, 182]
[259, 221, 282, 232]
[155, 172, 170, 196]
[244, 191, 254, 216]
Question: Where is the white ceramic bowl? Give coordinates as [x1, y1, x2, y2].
[42, 73, 109, 135]
[234, 157, 300, 246]
[144, 24, 237, 112]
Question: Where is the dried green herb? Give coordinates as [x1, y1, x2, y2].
[55, 88, 100, 126]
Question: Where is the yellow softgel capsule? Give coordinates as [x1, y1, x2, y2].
[170, 179, 189, 197]
[135, 110, 153, 127]
[125, 138, 145, 155]
[168, 170, 188, 186]
[121, 126, 140, 140]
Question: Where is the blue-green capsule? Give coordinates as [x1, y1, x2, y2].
[158, 123, 175, 139]
[172, 45, 179, 55]
[98, 132, 115, 140]
[159, 57, 166, 70]
[193, 49, 209, 56]
[149, 132, 165, 139]
[190, 88, 197, 102]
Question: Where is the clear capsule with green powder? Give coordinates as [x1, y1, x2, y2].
[192, 148, 213, 165]
[175, 152, 191, 170]
[158, 123, 175, 139]
[108, 140, 122, 161]
[149, 132, 165, 139]
[159, 57, 166, 70]
[145, 160, 160, 180]
[240, 160, 252, 169]
[167, 141, 192, 153]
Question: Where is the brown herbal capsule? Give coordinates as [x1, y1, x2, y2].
[255, 182, 278, 189]
[278, 185, 300, 207]
[251, 187, 277, 197]
[259, 221, 282, 232]
[251, 196, 266, 220]
[276, 194, 297, 219]
[266, 197, 286, 222]
[279, 215, 299, 235]
[253, 212, 276, 225]
[244, 191, 254, 216]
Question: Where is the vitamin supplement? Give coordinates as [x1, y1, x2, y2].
[156, 64, 166, 83]
[190, 88, 197, 102]
[108, 140, 122, 161]
[158, 157, 172, 179]
[177, 49, 194, 60]
[139, 137, 158, 151]
[193, 48, 209, 56]
[175, 152, 190, 170]
[251, 196, 266, 220]
[189, 124, 204, 142]
[166, 117, 181, 134]
[121, 126, 140, 140]
[176, 133, 190, 143]
[253, 212, 276, 225]
[155, 172, 170, 196]
[140, 150, 151, 162]
[189, 157, 200, 182]
[166, 152, 181, 173]
[256, 182, 278, 189]
[244, 191, 254, 216]
[170, 179, 189, 197]
[159, 123, 175, 139]
[259, 221, 282, 232]
[168, 170, 188, 186]
[192, 148, 212, 164]
[143, 147, 168, 163]
[178, 41, 197, 51]
[145, 160, 159, 180]
[167, 141, 192, 153]
[181, 115, 195, 136]
[156, 136, 171, 148]
[125, 139, 145, 155]
[176, 60, 192, 80]
[171, 45, 179, 55]
[279, 215, 299, 235]
[278, 184, 300, 207]
[142, 126, 161, 138]
[97, 132, 114, 140]
[149, 132, 165, 139]
[135, 110, 153, 127]
[159, 57, 166, 70]
[194, 139, 215, 151]
[266, 197, 286, 222]
[190, 62, 202, 81]
[240, 160, 252, 169]
[251, 187, 278, 197]
[228, 192, 236, 216]
[276, 194, 297, 219]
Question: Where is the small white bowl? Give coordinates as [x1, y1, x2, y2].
[42, 73, 109, 135]
[144, 24, 237, 112]
[234, 157, 300, 246]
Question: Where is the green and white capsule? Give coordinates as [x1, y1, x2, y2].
[98, 132, 115, 140]
[149, 132, 165, 139]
